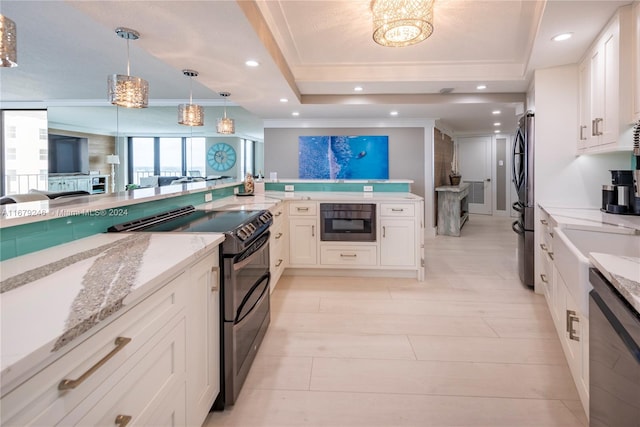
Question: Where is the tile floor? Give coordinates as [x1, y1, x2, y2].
[204, 214, 588, 427]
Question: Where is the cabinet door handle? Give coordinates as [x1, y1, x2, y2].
[540, 274, 548, 284]
[566, 310, 580, 341]
[275, 232, 283, 240]
[311, 225, 315, 237]
[58, 337, 132, 390]
[540, 219, 548, 225]
[275, 211, 282, 217]
[115, 415, 132, 427]
[275, 259, 283, 267]
[539, 243, 548, 252]
[297, 207, 309, 212]
[382, 226, 386, 238]
[211, 266, 220, 292]
[340, 253, 357, 258]
[548, 252, 554, 261]
[595, 117, 604, 136]
[579, 125, 587, 140]
[591, 119, 596, 136]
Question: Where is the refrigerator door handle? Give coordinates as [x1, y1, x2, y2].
[512, 201, 523, 212]
[512, 220, 524, 235]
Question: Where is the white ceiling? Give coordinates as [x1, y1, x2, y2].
[0, 0, 631, 139]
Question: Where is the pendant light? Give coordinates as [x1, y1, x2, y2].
[178, 69, 204, 126]
[0, 14, 18, 67]
[371, 0, 434, 47]
[108, 27, 149, 108]
[216, 92, 235, 135]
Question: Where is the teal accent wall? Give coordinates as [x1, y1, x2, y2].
[265, 182, 411, 192]
[0, 185, 239, 261]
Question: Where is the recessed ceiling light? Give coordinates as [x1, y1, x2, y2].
[552, 32, 573, 42]
[292, 111, 300, 116]
[245, 60, 260, 67]
[492, 110, 501, 115]
[280, 98, 288, 103]
[390, 111, 399, 116]
[493, 122, 501, 126]
[476, 85, 487, 90]
[354, 86, 363, 92]
[494, 130, 501, 133]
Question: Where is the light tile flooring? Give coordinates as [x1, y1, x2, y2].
[205, 214, 588, 427]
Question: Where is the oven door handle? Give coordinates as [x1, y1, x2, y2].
[233, 234, 269, 271]
[235, 273, 271, 324]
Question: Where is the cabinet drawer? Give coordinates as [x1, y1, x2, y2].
[320, 245, 377, 266]
[66, 315, 186, 426]
[289, 202, 317, 216]
[1, 273, 187, 426]
[380, 203, 415, 217]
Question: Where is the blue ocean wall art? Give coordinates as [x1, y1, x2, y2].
[298, 135, 389, 179]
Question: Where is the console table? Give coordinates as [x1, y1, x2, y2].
[435, 183, 470, 236]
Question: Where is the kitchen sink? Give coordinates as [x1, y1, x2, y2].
[554, 226, 639, 317]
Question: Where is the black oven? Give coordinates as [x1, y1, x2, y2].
[320, 203, 376, 242]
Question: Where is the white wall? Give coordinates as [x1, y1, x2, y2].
[534, 65, 632, 209]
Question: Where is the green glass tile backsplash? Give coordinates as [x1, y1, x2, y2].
[0, 185, 239, 261]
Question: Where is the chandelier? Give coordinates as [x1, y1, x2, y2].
[108, 27, 149, 108]
[371, 0, 434, 47]
[0, 14, 17, 67]
[216, 92, 235, 135]
[178, 69, 204, 126]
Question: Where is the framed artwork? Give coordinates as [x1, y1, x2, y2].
[298, 135, 389, 179]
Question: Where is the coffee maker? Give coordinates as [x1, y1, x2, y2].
[603, 121, 640, 215]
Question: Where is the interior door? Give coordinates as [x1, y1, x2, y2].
[458, 136, 492, 215]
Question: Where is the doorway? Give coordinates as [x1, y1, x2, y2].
[458, 136, 492, 215]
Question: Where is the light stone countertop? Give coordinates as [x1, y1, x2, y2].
[435, 183, 470, 193]
[540, 205, 640, 233]
[589, 253, 640, 315]
[0, 232, 224, 393]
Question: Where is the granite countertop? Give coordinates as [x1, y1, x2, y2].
[0, 231, 224, 393]
[590, 253, 640, 315]
[540, 205, 640, 233]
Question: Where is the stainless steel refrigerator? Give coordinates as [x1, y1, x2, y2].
[511, 111, 535, 288]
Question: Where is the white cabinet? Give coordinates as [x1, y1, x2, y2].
[269, 204, 288, 291]
[577, 5, 635, 153]
[320, 244, 377, 266]
[185, 249, 220, 427]
[288, 202, 318, 266]
[379, 203, 416, 267]
[1, 247, 220, 427]
[47, 175, 109, 194]
[633, 1, 640, 122]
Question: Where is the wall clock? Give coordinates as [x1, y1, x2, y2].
[207, 143, 236, 171]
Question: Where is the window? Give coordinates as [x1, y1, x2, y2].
[128, 136, 207, 185]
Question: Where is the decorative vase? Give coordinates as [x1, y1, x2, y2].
[244, 173, 254, 193]
[449, 174, 461, 186]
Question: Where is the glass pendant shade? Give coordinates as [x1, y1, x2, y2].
[108, 27, 148, 108]
[178, 69, 204, 126]
[216, 92, 235, 134]
[371, 0, 434, 47]
[108, 74, 149, 108]
[179, 103, 204, 126]
[216, 117, 235, 134]
[0, 14, 18, 67]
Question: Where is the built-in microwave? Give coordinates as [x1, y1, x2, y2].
[319, 203, 376, 242]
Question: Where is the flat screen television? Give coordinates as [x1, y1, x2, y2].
[48, 134, 89, 175]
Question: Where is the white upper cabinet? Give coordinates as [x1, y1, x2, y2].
[577, 5, 635, 154]
[633, 1, 640, 122]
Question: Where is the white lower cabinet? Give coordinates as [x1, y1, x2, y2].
[185, 250, 220, 427]
[0, 247, 220, 427]
[269, 205, 288, 291]
[289, 217, 318, 266]
[380, 219, 415, 267]
[320, 244, 377, 266]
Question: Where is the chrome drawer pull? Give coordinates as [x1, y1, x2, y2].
[539, 243, 548, 252]
[275, 259, 283, 267]
[540, 274, 548, 284]
[275, 232, 283, 239]
[340, 253, 357, 258]
[115, 415, 132, 427]
[275, 211, 282, 217]
[540, 219, 548, 225]
[297, 207, 309, 211]
[548, 252, 554, 261]
[59, 337, 132, 390]
[391, 208, 404, 212]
